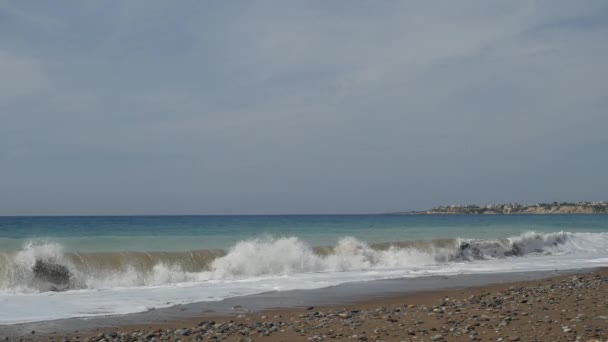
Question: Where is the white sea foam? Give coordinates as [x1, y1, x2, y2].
[2, 232, 608, 291]
[1, 231, 608, 324]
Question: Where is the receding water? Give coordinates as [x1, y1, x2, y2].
[1, 214, 607, 324]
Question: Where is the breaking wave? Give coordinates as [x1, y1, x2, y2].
[1, 231, 607, 293]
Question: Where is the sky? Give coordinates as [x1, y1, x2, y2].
[1, 1, 607, 215]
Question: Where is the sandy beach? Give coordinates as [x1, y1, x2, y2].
[5, 269, 607, 342]
[3, 0, 607, 340]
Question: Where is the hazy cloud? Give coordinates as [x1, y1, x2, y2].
[1, 1, 607, 215]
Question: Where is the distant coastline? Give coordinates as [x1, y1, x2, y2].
[400, 201, 608, 215]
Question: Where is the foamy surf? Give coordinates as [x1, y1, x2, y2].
[0, 231, 606, 292]
[1, 231, 608, 324]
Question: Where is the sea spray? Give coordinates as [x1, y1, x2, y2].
[1, 231, 608, 293]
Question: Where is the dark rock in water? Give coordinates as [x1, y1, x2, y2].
[32, 260, 72, 288]
[504, 243, 522, 257]
[459, 242, 483, 259]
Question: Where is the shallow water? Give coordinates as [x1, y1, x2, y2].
[1, 214, 607, 324]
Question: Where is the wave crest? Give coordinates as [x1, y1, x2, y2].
[1, 231, 606, 293]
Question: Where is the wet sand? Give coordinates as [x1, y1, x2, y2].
[3, 269, 608, 341]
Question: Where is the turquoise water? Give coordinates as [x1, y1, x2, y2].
[1, 214, 607, 252]
[2, 214, 608, 324]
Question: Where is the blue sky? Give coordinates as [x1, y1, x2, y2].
[1, 1, 607, 215]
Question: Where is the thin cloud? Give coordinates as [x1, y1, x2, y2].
[0, 1, 607, 215]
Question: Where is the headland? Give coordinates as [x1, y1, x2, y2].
[403, 201, 608, 215]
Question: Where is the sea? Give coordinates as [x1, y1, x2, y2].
[1, 214, 608, 325]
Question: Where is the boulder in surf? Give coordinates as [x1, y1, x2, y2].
[32, 259, 72, 288]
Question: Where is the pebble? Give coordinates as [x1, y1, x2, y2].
[5, 271, 608, 342]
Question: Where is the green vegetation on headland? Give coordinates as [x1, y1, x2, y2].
[404, 201, 608, 215]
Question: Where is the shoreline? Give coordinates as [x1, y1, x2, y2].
[398, 201, 608, 215]
[2, 267, 607, 341]
[394, 212, 608, 215]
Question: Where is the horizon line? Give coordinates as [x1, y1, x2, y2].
[0, 212, 397, 218]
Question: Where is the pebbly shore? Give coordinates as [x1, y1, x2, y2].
[7, 270, 608, 342]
